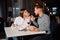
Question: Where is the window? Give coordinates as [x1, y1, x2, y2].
[13, 7, 20, 17]
[52, 7, 57, 15]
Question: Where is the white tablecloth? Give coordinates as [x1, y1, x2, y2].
[4, 27, 46, 38]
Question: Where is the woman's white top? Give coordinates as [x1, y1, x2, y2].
[13, 16, 30, 30]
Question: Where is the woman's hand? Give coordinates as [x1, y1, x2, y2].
[11, 23, 15, 27]
[11, 23, 16, 30]
[11, 24, 16, 28]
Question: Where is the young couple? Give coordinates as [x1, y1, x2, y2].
[11, 4, 50, 34]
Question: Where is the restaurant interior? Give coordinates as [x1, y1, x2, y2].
[0, 0, 60, 40]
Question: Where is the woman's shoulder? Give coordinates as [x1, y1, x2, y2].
[16, 16, 22, 18]
[15, 16, 22, 20]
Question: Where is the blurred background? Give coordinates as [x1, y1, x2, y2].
[0, 0, 60, 40]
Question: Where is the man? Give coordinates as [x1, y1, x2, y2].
[30, 5, 51, 40]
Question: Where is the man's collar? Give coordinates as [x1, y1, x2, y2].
[39, 14, 44, 18]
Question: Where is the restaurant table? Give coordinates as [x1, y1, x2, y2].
[4, 27, 46, 40]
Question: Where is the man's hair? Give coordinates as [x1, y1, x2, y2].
[34, 4, 43, 9]
[34, 4, 44, 12]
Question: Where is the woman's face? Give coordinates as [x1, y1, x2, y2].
[23, 10, 30, 17]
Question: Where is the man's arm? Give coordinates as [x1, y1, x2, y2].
[32, 21, 39, 28]
[43, 16, 50, 34]
[30, 15, 39, 28]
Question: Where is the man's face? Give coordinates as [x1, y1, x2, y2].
[34, 7, 39, 16]
[34, 7, 43, 16]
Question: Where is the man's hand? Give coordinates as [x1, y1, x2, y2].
[30, 15, 35, 22]
[33, 27, 39, 32]
[29, 26, 38, 32]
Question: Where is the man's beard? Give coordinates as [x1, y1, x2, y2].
[35, 14, 39, 17]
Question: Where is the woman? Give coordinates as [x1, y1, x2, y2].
[11, 9, 31, 31]
[11, 9, 38, 31]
